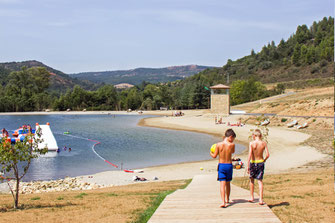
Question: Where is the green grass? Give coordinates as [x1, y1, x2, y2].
[30, 196, 40, 201]
[106, 193, 118, 197]
[56, 196, 64, 200]
[290, 195, 304, 199]
[74, 193, 88, 199]
[132, 179, 192, 223]
[132, 190, 174, 223]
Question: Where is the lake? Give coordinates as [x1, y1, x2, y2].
[0, 114, 245, 181]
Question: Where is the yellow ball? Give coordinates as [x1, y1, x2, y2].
[210, 144, 217, 153]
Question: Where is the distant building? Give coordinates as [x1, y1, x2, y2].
[210, 84, 230, 116]
[114, 83, 134, 89]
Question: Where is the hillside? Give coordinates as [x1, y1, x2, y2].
[70, 65, 213, 85]
[0, 60, 100, 92]
[177, 17, 334, 89]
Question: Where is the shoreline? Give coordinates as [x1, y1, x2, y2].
[0, 109, 330, 194]
[0, 110, 173, 116]
[138, 116, 249, 147]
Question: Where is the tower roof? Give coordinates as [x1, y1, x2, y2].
[210, 84, 230, 89]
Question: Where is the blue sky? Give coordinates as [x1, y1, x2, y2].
[0, 0, 333, 73]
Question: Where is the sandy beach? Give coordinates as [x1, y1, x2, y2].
[0, 109, 330, 190]
[78, 109, 328, 187]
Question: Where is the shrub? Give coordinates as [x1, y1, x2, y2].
[311, 65, 320, 74]
[321, 67, 328, 73]
[261, 61, 273, 70]
[281, 118, 288, 122]
[319, 59, 328, 67]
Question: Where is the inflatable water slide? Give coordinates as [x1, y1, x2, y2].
[36, 123, 58, 151]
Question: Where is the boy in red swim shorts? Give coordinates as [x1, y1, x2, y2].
[210, 129, 236, 208]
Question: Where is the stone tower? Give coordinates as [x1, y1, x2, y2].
[210, 84, 230, 115]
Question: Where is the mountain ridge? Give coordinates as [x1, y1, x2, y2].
[0, 60, 100, 92]
[70, 65, 214, 85]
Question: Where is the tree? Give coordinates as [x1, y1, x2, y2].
[3, 67, 50, 112]
[275, 83, 285, 94]
[291, 43, 301, 65]
[295, 25, 311, 44]
[307, 47, 316, 64]
[99, 85, 118, 110]
[0, 128, 47, 209]
[300, 45, 308, 64]
[230, 80, 246, 105]
[125, 88, 142, 110]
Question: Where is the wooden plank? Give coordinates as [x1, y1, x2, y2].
[148, 174, 281, 223]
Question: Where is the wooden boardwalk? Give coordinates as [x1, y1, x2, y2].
[149, 175, 281, 223]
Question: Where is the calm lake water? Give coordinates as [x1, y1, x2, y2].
[0, 114, 245, 181]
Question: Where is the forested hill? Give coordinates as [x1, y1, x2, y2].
[0, 17, 333, 112]
[70, 65, 213, 85]
[0, 60, 100, 92]
[180, 16, 334, 88]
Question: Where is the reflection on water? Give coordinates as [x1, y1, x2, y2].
[0, 114, 245, 181]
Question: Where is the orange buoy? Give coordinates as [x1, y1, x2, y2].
[46, 122, 50, 125]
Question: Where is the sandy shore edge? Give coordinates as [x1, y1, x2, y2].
[0, 110, 329, 193]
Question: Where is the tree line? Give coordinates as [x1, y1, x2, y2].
[0, 66, 283, 112]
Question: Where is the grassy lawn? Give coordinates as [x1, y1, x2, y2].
[232, 168, 335, 223]
[0, 179, 190, 223]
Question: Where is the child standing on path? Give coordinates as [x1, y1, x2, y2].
[247, 129, 270, 205]
[210, 129, 236, 208]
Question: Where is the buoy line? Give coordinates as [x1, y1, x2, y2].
[55, 132, 119, 168]
[55, 132, 135, 173]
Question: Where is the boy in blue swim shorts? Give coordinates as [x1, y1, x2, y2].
[210, 129, 236, 208]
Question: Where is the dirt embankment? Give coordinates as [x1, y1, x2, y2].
[233, 86, 334, 117]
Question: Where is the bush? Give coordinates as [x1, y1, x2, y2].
[281, 118, 288, 122]
[311, 65, 320, 74]
[321, 67, 328, 73]
[261, 61, 273, 70]
[319, 59, 328, 67]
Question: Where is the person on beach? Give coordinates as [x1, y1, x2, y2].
[247, 129, 270, 205]
[2, 128, 9, 137]
[210, 129, 236, 208]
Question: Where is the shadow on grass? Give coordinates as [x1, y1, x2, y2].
[0, 202, 77, 212]
[268, 202, 290, 208]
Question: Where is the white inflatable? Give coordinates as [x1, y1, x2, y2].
[36, 123, 58, 151]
